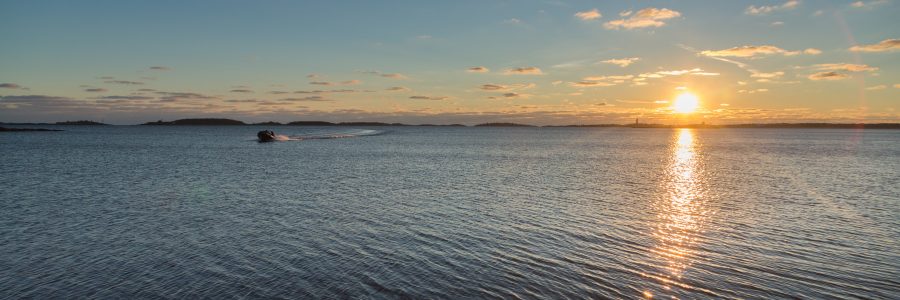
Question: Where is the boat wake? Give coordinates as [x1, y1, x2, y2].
[260, 129, 383, 142]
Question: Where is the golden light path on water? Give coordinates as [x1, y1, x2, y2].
[644, 129, 712, 298]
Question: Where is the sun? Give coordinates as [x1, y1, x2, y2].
[672, 92, 700, 114]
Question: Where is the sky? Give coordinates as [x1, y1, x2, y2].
[1, 0, 898, 125]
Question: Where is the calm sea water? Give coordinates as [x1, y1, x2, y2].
[1, 126, 898, 299]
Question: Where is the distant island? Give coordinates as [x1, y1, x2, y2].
[142, 118, 246, 125]
[0, 120, 108, 126]
[474, 122, 536, 127]
[0, 127, 63, 132]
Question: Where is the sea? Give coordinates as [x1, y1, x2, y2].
[1, 125, 898, 299]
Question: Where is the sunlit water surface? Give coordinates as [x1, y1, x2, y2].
[1, 126, 898, 299]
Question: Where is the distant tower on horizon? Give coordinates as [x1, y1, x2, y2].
[635, 118, 639, 125]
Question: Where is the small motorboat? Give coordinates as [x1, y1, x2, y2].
[257, 130, 276, 142]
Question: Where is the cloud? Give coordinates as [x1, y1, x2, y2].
[229, 89, 253, 93]
[738, 89, 770, 94]
[642, 68, 720, 77]
[808, 71, 849, 80]
[95, 95, 155, 100]
[386, 86, 409, 91]
[570, 81, 615, 87]
[479, 83, 536, 91]
[0, 83, 24, 89]
[149, 66, 171, 71]
[895, 83, 900, 89]
[700, 45, 815, 58]
[309, 80, 360, 86]
[268, 91, 290, 94]
[619, 10, 633, 17]
[574, 9, 602, 21]
[804, 48, 823, 55]
[155, 92, 219, 102]
[865, 85, 887, 90]
[280, 96, 331, 102]
[105, 80, 144, 85]
[503, 18, 522, 24]
[136, 88, 157, 92]
[362, 71, 408, 79]
[771, 21, 785, 27]
[467, 66, 490, 73]
[813, 63, 878, 72]
[380, 73, 407, 79]
[306, 74, 320, 79]
[751, 71, 784, 78]
[0, 95, 83, 109]
[603, 7, 681, 30]
[410, 95, 449, 100]
[84, 88, 108, 92]
[600, 57, 640, 67]
[851, 0, 889, 8]
[745, 0, 800, 15]
[294, 89, 367, 94]
[488, 92, 529, 99]
[504, 67, 544, 75]
[849, 39, 900, 52]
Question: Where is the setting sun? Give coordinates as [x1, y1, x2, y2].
[673, 93, 700, 114]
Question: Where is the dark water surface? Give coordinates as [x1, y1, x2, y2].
[1, 126, 898, 299]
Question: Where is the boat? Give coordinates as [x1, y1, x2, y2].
[257, 130, 276, 142]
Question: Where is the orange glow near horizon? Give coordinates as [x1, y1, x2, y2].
[672, 93, 700, 114]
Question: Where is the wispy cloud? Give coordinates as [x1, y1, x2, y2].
[105, 80, 144, 85]
[410, 95, 449, 100]
[294, 89, 367, 94]
[0, 83, 25, 89]
[95, 95, 155, 100]
[504, 67, 544, 75]
[700, 45, 819, 58]
[603, 7, 681, 30]
[751, 71, 784, 78]
[229, 89, 254, 93]
[865, 85, 887, 90]
[309, 80, 361, 86]
[745, 0, 800, 15]
[574, 9, 602, 21]
[281, 96, 331, 102]
[386, 86, 410, 92]
[479, 83, 535, 91]
[467, 66, 490, 73]
[503, 18, 522, 25]
[84, 88, 108, 92]
[154, 92, 219, 102]
[849, 39, 900, 52]
[850, 0, 889, 9]
[600, 57, 640, 67]
[488, 92, 530, 99]
[149, 66, 171, 71]
[808, 71, 849, 81]
[812, 63, 878, 72]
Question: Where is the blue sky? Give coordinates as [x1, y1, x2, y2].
[1, 0, 898, 124]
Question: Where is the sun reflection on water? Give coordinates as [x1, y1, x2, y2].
[646, 128, 710, 296]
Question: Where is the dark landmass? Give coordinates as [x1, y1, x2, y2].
[142, 118, 247, 125]
[418, 124, 467, 127]
[55, 120, 108, 125]
[0, 120, 107, 125]
[0, 127, 63, 132]
[474, 122, 536, 127]
[253, 121, 284, 126]
[287, 121, 336, 126]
